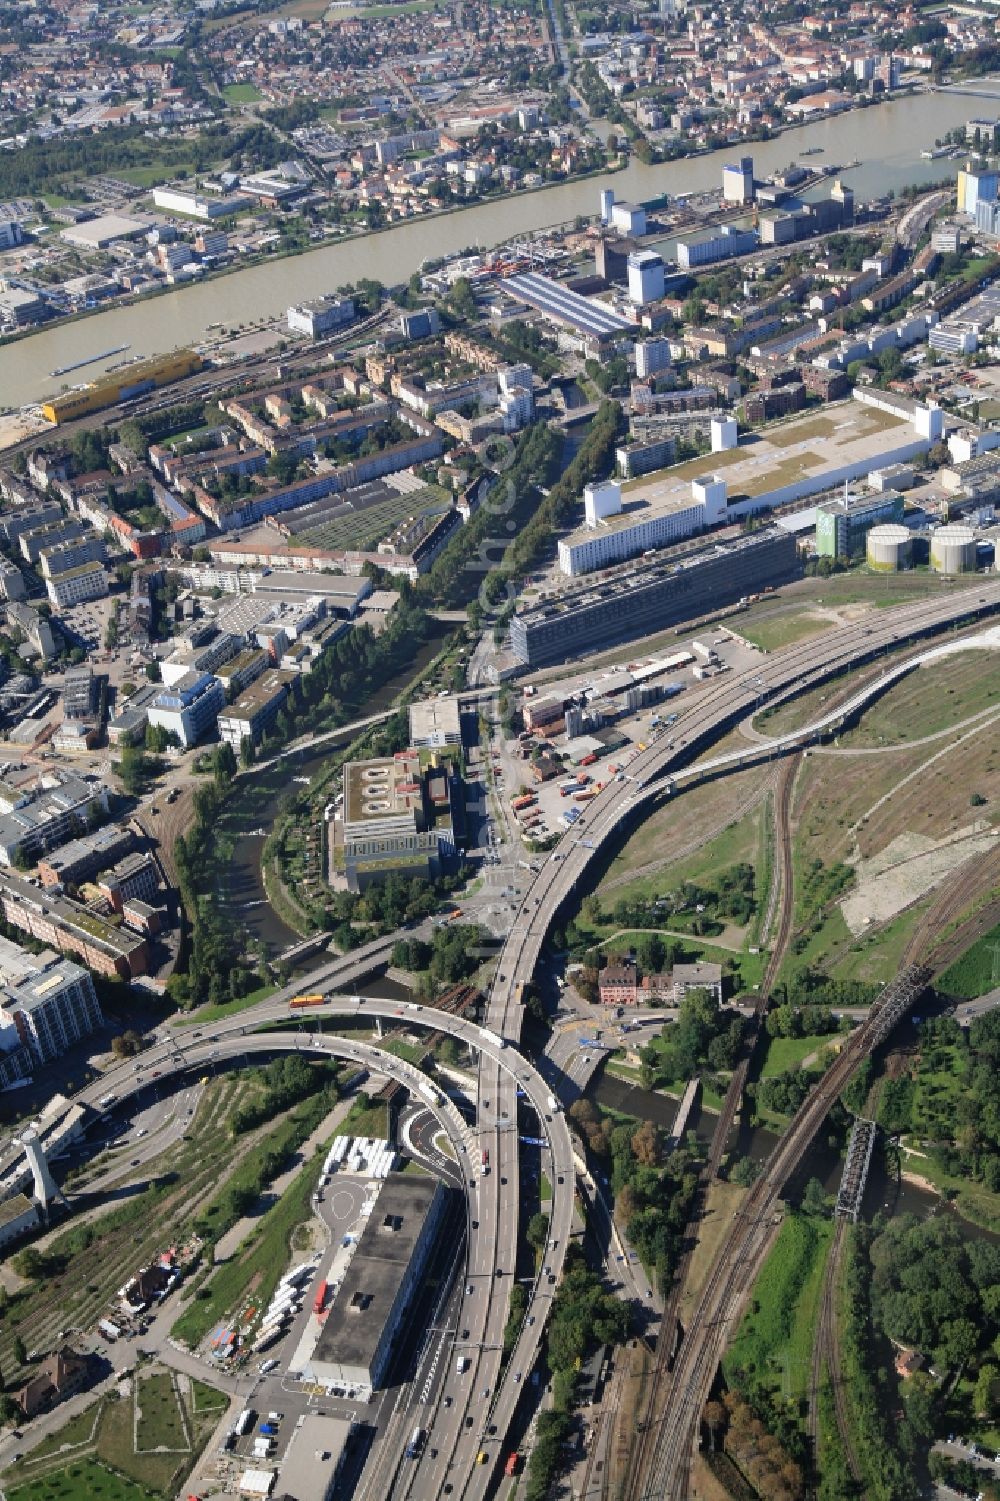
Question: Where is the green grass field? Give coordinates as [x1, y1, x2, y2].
[223, 82, 263, 102]
[607, 801, 762, 903]
[333, 1097, 388, 1138]
[723, 1212, 833, 1401]
[937, 920, 1000, 999]
[135, 1373, 188, 1452]
[172, 1142, 325, 1349]
[3, 1364, 227, 1500]
[739, 610, 831, 654]
[759, 1033, 837, 1077]
[6, 1459, 154, 1501]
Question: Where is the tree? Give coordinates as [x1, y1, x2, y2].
[975, 1362, 1000, 1420]
[526, 1211, 549, 1251]
[801, 1177, 827, 1216]
[704, 1400, 726, 1451]
[12, 1336, 26, 1367]
[730, 1156, 760, 1187]
[581, 893, 603, 926]
[631, 1119, 661, 1167]
[214, 742, 237, 788]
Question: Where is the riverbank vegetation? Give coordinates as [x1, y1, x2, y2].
[567, 1100, 700, 1293]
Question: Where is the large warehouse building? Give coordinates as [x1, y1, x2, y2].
[307, 1175, 446, 1394]
[510, 529, 800, 668]
[502, 271, 634, 341]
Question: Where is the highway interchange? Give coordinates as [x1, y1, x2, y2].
[3, 577, 1000, 1496]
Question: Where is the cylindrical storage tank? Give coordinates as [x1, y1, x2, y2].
[930, 524, 977, 574]
[866, 523, 912, 572]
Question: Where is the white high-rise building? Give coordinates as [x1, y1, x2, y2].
[628, 251, 665, 305]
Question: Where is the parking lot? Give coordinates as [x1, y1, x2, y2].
[495, 630, 763, 851]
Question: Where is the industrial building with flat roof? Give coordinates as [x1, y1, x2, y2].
[277, 1414, 354, 1500]
[335, 749, 463, 892]
[0, 937, 103, 1087]
[557, 475, 726, 577]
[307, 1175, 446, 1394]
[510, 529, 800, 668]
[570, 395, 937, 545]
[251, 570, 372, 618]
[408, 696, 462, 749]
[0, 768, 110, 868]
[502, 272, 634, 340]
[147, 671, 225, 749]
[217, 669, 298, 750]
[0, 869, 149, 979]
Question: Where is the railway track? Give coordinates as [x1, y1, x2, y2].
[618, 755, 801, 1500]
[806, 1218, 862, 1486]
[633, 968, 928, 1499]
[902, 846, 1000, 971]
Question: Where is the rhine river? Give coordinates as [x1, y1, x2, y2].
[2, 83, 999, 412]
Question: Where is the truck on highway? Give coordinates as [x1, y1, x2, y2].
[546, 1094, 559, 1113]
[456, 1355, 470, 1373]
[505, 1453, 522, 1476]
[97, 1093, 116, 1110]
[481, 1148, 490, 1174]
[405, 1427, 425, 1458]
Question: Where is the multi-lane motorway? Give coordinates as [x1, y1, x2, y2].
[10, 982, 576, 1498]
[5, 581, 999, 1495]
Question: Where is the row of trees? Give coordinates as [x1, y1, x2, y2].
[390, 925, 487, 989]
[703, 1391, 805, 1501]
[524, 1245, 630, 1501]
[229, 1055, 336, 1137]
[581, 863, 756, 938]
[567, 1100, 700, 1293]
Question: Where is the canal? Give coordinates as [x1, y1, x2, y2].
[217, 623, 452, 953]
[589, 1070, 999, 1237]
